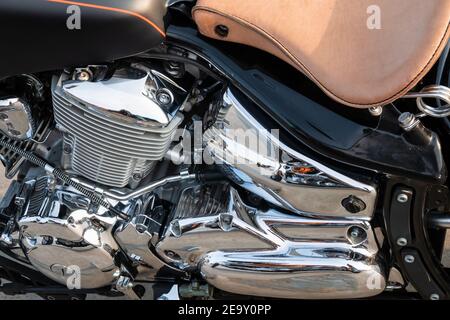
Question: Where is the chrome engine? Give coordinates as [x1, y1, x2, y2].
[0, 62, 387, 299]
[0, 64, 191, 291]
[154, 89, 385, 299]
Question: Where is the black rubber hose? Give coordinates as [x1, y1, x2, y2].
[0, 139, 129, 220]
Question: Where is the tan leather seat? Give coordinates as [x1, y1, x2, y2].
[193, 0, 450, 108]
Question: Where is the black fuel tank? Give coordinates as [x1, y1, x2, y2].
[0, 0, 167, 78]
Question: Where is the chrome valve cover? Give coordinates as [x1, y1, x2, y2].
[52, 67, 185, 187]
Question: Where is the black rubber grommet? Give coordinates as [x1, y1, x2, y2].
[215, 25, 229, 37]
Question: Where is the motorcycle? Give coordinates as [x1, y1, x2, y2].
[0, 0, 449, 300]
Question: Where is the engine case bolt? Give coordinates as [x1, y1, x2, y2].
[396, 237, 408, 247]
[397, 193, 409, 203]
[166, 251, 174, 257]
[156, 88, 174, 107]
[404, 255, 415, 264]
[219, 214, 234, 231]
[341, 195, 366, 214]
[165, 250, 181, 260]
[42, 236, 54, 245]
[76, 70, 92, 81]
[63, 144, 72, 154]
[170, 220, 182, 238]
[347, 226, 367, 244]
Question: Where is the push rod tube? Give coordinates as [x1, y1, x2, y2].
[71, 171, 197, 202]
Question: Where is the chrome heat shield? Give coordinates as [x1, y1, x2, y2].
[203, 88, 377, 219]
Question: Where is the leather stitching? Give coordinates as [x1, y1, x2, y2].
[193, 6, 450, 108]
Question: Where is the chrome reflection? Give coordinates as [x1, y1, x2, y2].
[203, 88, 377, 218]
[442, 231, 450, 268]
[157, 185, 385, 299]
[0, 97, 35, 140]
[18, 181, 120, 289]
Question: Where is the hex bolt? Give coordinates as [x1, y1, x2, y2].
[135, 225, 147, 234]
[219, 214, 234, 232]
[396, 237, 408, 247]
[369, 106, 383, 117]
[157, 92, 171, 105]
[42, 236, 53, 245]
[165, 250, 180, 260]
[404, 255, 415, 264]
[347, 226, 367, 244]
[398, 112, 420, 132]
[222, 216, 232, 225]
[430, 293, 440, 300]
[63, 144, 72, 154]
[77, 70, 91, 81]
[156, 89, 174, 107]
[397, 193, 409, 203]
[350, 230, 359, 238]
[170, 220, 182, 238]
[341, 195, 366, 214]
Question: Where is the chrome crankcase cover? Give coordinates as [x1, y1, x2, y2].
[157, 184, 386, 299]
[18, 175, 120, 289]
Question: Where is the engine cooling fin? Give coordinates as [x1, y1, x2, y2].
[173, 183, 230, 220]
[0, 138, 128, 220]
[51, 69, 185, 188]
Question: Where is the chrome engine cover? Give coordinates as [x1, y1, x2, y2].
[51, 67, 185, 188]
[17, 175, 120, 289]
[156, 185, 385, 299]
[203, 88, 377, 218]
